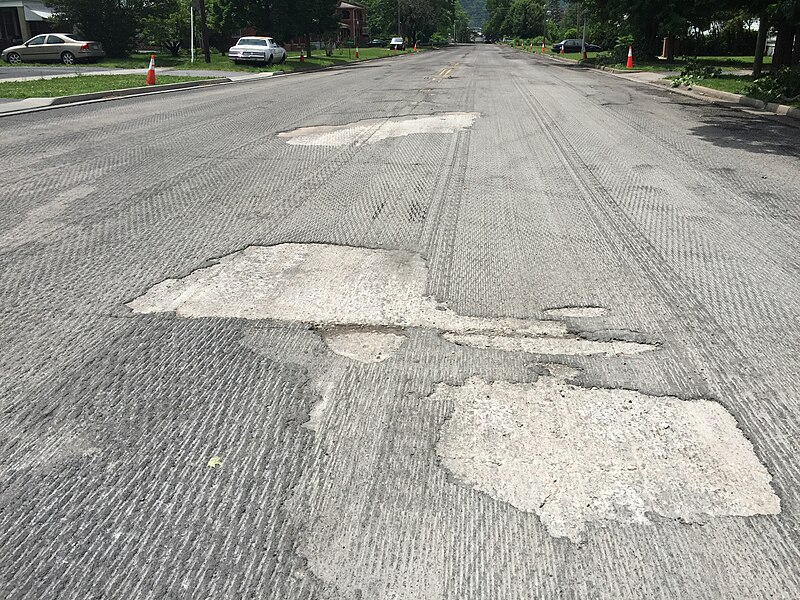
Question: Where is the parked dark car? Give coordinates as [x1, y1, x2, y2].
[552, 39, 602, 53]
[369, 39, 386, 47]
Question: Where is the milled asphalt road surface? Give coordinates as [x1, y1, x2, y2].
[1, 44, 800, 598]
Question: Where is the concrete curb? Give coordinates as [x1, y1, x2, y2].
[49, 78, 230, 105]
[683, 83, 800, 121]
[0, 76, 232, 117]
[559, 56, 800, 124]
[628, 76, 800, 123]
[588, 63, 644, 74]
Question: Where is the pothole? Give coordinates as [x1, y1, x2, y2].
[277, 112, 479, 146]
[321, 327, 407, 363]
[435, 376, 780, 543]
[442, 332, 651, 356]
[127, 243, 655, 362]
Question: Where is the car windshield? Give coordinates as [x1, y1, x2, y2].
[239, 38, 267, 46]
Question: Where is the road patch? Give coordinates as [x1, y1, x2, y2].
[127, 243, 653, 361]
[322, 327, 407, 363]
[277, 112, 479, 146]
[435, 376, 780, 543]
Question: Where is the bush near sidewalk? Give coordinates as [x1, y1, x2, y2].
[745, 67, 800, 104]
[671, 61, 723, 88]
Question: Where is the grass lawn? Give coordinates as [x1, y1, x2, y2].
[688, 74, 753, 95]
[0, 74, 217, 98]
[2, 47, 417, 74]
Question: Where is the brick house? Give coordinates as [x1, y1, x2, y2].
[281, 1, 369, 51]
[337, 1, 368, 45]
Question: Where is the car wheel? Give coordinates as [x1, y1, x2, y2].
[265, 54, 273, 67]
[7, 52, 21, 65]
[278, 54, 286, 64]
[61, 51, 75, 65]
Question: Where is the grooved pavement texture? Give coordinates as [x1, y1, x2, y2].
[1, 45, 799, 598]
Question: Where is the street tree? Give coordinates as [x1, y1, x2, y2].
[139, 0, 188, 56]
[48, 0, 149, 56]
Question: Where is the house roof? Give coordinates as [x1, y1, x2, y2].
[0, 1, 53, 21]
[338, 2, 365, 9]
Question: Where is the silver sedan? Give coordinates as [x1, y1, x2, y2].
[2, 33, 106, 65]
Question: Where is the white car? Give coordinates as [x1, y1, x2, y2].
[228, 36, 286, 66]
[389, 37, 406, 50]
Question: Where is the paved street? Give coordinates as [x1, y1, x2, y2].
[1, 44, 800, 599]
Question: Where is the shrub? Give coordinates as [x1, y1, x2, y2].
[745, 67, 800, 103]
[671, 60, 722, 88]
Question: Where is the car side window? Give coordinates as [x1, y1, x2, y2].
[28, 35, 46, 46]
[47, 36, 65, 44]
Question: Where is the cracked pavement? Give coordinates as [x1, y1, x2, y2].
[1, 44, 800, 599]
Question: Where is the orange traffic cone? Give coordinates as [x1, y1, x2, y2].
[560, 44, 564, 55]
[582, 45, 587, 60]
[414, 42, 417, 52]
[145, 54, 156, 85]
[626, 45, 633, 68]
[541, 41, 545, 53]
[355, 46, 359, 59]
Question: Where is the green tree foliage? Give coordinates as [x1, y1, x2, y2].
[50, 0, 341, 56]
[362, 0, 461, 42]
[48, 0, 154, 56]
[140, 0, 187, 56]
[576, 0, 799, 62]
[485, 0, 544, 39]
[504, 0, 545, 38]
[460, 0, 489, 28]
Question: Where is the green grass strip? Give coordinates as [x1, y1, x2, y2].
[0, 74, 216, 99]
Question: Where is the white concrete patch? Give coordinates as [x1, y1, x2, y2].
[128, 244, 654, 362]
[277, 112, 479, 146]
[322, 328, 407, 363]
[435, 376, 780, 543]
[545, 306, 608, 318]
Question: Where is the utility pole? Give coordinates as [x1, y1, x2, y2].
[190, 4, 194, 63]
[198, 0, 210, 63]
[397, 0, 401, 36]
